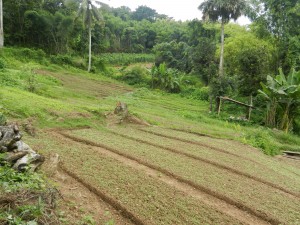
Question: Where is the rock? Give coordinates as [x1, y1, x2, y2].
[0, 124, 22, 152]
[0, 125, 44, 172]
[13, 152, 45, 172]
[4, 151, 28, 164]
[15, 140, 34, 153]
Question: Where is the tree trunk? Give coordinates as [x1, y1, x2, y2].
[88, 24, 92, 72]
[280, 101, 291, 133]
[266, 98, 277, 127]
[209, 95, 213, 112]
[219, 21, 225, 77]
[0, 0, 3, 48]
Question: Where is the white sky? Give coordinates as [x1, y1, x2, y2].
[99, 0, 251, 25]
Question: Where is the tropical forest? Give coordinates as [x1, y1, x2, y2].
[0, 0, 299, 224]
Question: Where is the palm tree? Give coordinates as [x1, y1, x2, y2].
[77, 0, 103, 72]
[0, 0, 3, 48]
[198, 0, 247, 77]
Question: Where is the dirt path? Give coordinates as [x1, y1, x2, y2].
[107, 129, 299, 199]
[52, 167, 133, 225]
[56, 131, 281, 225]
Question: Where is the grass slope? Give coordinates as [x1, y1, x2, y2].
[1, 47, 300, 224]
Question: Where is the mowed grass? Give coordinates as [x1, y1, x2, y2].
[25, 132, 242, 225]
[68, 128, 300, 225]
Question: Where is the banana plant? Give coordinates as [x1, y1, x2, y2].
[259, 68, 300, 132]
[151, 63, 183, 93]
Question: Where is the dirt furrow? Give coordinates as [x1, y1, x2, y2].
[108, 130, 300, 199]
[59, 163, 146, 225]
[47, 131, 145, 225]
[52, 166, 133, 225]
[169, 127, 219, 138]
[138, 128, 260, 164]
[58, 131, 282, 225]
[170, 127, 300, 178]
[137, 128, 300, 179]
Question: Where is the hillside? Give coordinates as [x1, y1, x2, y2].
[0, 48, 300, 224]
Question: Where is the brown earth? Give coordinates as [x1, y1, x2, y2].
[55, 130, 282, 225]
[41, 144, 137, 225]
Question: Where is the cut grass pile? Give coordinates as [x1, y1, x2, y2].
[25, 132, 242, 225]
[68, 128, 300, 225]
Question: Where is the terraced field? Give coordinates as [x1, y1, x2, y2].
[18, 69, 299, 224]
[28, 131, 245, 225]
[25, 123, 299, 225]
[35, 69, 132, 98]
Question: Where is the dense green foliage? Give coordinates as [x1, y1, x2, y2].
[259, 69, 300, 132]
[0, 0, 299, 133]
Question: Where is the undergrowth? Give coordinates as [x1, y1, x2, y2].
[0, 164, 60, 225]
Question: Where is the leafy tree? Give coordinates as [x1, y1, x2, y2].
[153, 41, 191, 73]
[3, 0, 43, 45]
[112, 6, 132, 21]
[188, 20, 217, 85]
[0, 0, 3, 47]
[254, 0, 300, 72]
[224, 25, 275, 95]
[132, 5, 157, 22]
[50, 12, 74, 53]
[77, 0, 103, 72]
[42, 0, 65, 14]
[198, 0, 248, 77]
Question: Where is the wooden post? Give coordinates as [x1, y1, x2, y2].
[209, 95, 213, 113]
[247, 95, 253, 120]
[217, 97, 222, 115]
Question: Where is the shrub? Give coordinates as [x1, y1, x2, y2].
[50, 54, 73, 66]
[0, 72, 21, 87]
[15, 48, 47, 63]
[122, 66, 150, 85]
[181, 87, 209, 101]
[151, 63, 183, 93]
[243, 129, 279, 155]
[93, 58, 108, 73]
[27, 73, 38, 93]
[100, 53, 154, 65]
[0, 58, 5, 70]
